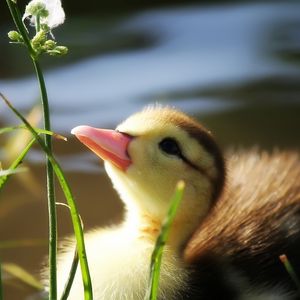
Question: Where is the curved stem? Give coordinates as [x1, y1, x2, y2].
[60, 249, 79, 300]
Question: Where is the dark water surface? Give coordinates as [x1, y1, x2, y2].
[0, 1, 300, 299]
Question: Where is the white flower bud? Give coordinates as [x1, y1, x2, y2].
[23, 0, 65, 29]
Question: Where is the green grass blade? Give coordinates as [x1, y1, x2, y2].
[279, 254, 300, 293]
[0, 138, 35, 190]
[5, 1, 69, 297]
[60, 249, 79, 300]
[0, 167, 27, 177]
[145, 180, 185, 300]
[32, 59, 57, 300]
[0, 125, 67, 141]
[56, 202, 80, 300]
[5, 0, 57, 295]
[1, 93, 93, 299]
[0, 125, 22, 134]
[2, 263, 44, 291]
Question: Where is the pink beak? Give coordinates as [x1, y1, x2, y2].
[71, 125, 132, 171]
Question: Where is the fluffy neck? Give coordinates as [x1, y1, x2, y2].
[105, 163, 207, 251]
[123, 201, 202, 252]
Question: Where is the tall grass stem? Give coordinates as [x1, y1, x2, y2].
[32, 57, 57, 300]
[5, 0, 58, 297]
[145, 180, 185, 300]
[1, 93, 93, 299]
[4, 0, 93, 297]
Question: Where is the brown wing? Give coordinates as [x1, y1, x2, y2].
[184, 149, 300, 264]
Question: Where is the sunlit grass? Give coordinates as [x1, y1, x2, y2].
[2, 263, 44, 292]
[55, 202, 80, 300]
[0, 105, 41, 195]
[5, 0, 64, 297]
[4, 0, 92, 298]
[145, 180, 185, 300]
[60, 249, 79, 300]
[280, 254, 300, 294]
[1, 92, 93, 299]
[0, 125, 67, 141]
[0, 126, 66, 191]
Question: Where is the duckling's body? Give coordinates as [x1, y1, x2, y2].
[51, 106, 300, 299]
[57, 222, 190, 299]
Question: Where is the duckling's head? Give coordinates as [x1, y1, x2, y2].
[72, 106, 225, 241]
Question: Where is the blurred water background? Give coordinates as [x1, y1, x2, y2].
[0, 0, 300, 299]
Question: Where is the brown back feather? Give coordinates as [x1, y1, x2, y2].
[184, 149, 300, 263]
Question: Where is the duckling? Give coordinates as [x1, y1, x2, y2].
[54, 106, 300, 300]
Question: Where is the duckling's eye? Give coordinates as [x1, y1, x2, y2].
[159, 138, 182, 157]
